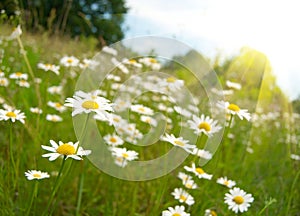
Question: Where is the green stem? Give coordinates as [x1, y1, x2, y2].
[42, 157, 66, 216]
[9, 123, 17, 189]
[285, 168, 300, 215]
[75, 162, 85, 216]
[25, 181, 39, 216]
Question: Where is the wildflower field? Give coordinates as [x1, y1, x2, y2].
[0, 23, 300, 216]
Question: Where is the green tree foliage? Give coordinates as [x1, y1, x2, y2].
[1, 0, 128, 45]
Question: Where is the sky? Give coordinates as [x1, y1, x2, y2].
[123, 0, 300, 100]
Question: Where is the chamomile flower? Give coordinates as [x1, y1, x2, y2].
[184, 163, 213, 180]
[9, 72, 28, 80]
[131, 104, 154, 115]
[174, 106, 192, 118]
[41, 140, 91, 161]
[47, 85, 63, 95]
[104, 133, 124, 146]
[0, 77, 9, 86]
[159, 76, 184, 91]
[60, 56, 79, 67]
[188, 115, 222, 137]
[162, 205, 190, 216]
[16, 80, 30, 88]
[216, 176, 236, 188]
[64, 90, 114, 118]
[226, 80, 241, 90]
[0, 108, 25, 124]
[111, 147, 138, 161]
[178, 172, 193, 183]
[204, 209, 218, 216]
[25, 170, 50, 180]
[123, 58, 142, 68]
[191, 148, 213, 160]
[291, 154, 300, 161]
[30, 107, 43, 114]
[217, 101, 251, 121]
[47, 101, 66, 112]
[111, 57, 129, 74]
[37, 63, 60, 75]
[171, 188, 195, 206]
[224, 187, 254, 213]
[7, 25, 22, 40]
[114, 156, 128, 167]
[140, 115, 157, 127]
[161, 133, 196, 153]
[183, 179, 198, 189]
[102, 46, 117, 56]
[46, 114, 63, 122]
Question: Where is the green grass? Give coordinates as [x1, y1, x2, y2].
[0, 24, 299, 216]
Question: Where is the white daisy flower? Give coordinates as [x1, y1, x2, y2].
[47, 85, 63, 95]
[47, 101, 67, 112]
[140, 115, 157, 127]
[9, 72, 28, 80]
[41, 140, 91, 161]
[171, 188, 195, 206]
[37, 63, 60, 75]
[16, 80, 30, 88]
[111, 147, 138, 161]
[162, 205, 190, 216]
[111, 57, 129, 74]
[30, 107, 43, 114]
[139, 57, 161, 70]
[159, 76, 184, 91]
[7, 25, 22, 40]
[188, 114, 222, 137]
[290, 154, 300, 161]
[0, 77, 9, 86]
[64, 90, 114, 117]
[104, 133, 124, 146]
[217, 101, 251, 121]
[174, 106, 192, 118]
[161, 133, 196, 153]
[177, 172, 193, 183]
[191, 148, 213, 160]
[25, 170, 50, 180]
[0, 108, 25, 124]
[226, 80, 242, 90]
[123, 58, 142, 68]
[114, 156, 128, 167]
[79, 58, 99, 69]
[102, 46, 117, 56]
[130, 104, 154, 116]
[224, 187, 254, 213]
[60, 56, 79, 67]
[183, 179, 198, 189]
[184, 163, 213, 180]
[204, 209, 218, 216]
[216, 176, 236, 188]
[46, 114, 63, 122]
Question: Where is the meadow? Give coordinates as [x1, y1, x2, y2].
[0, 24, 299, 216]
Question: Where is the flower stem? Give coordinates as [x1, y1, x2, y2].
[9, 122, 17, 189]
[25, 181, 39, 216]
[75, 161, 85, 216]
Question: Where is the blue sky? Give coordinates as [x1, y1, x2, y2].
[123, 0, 300, 100]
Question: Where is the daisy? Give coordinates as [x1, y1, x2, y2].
[139, 57, 161, 70]
[46, 114, 63, 122]
[123, 58, 142, 68]
[140, 115, 157, 127]
[25, 170, 50, 180]
[204, 209, 218, 216]
[9, 72, 28, 80]
[16, 80, 30, 88]
[182, 179, 198, 189]
[161, 133, 196, 153]
[0, 108, 25, 124]
[159, 76, 184, 91]
[111, 147, 138, 161]
[102, 46, 117, 56]
[290, 154, 300, 161]
[79, 58, 99, 69]
[30, 107, 43, 114]
[0, 77, 9, 87]
[7, 25, 22, 40]
[162, 205, 190, 216]
[41, 140, 91, 161]
[103, 133, 124, 146]
[60, 56, 79, 67]
[226, 80, 242, 90]
[191, 148, 213, 160]
[174, 106, 192, 118]
[177, 172, 193, 183]
[111, 57, 129, 74]
[64, 90, 114, 117]
[216, 176, 236, 188]
[47, 101, 67, 112]
[130, 104, 154, 115]
[114, 156, 128, 167]
[217, 101, 251, 121]
[184, 163, 212, 180]
[47, 85, 63, 95]
[188, 114, 222, 137]
[224, 187, 254, 213]
[171, 188, 195, 206]
[37, 63, 60, 75]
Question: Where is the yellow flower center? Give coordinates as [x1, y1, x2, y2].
[138, 107, 145, 112]
[149, 58, 157, 63]
[129, 59, 137, 64]
[228, 103, 240, 112]
[56, 144, 76, 155]
[198, 122, 211, 132]
[185, 183, 192, 189]
[33, 173, 41, 178]
[122, 153, 129, 158]
[55, 103, 62, 108]
[174, 140, 185, 147]
[224, 180, 229, 186]
[110, 137, 117, 143]
[81, 100, 99, 109]
[196, 168, 205, 174]
[180, 195, 187, 202]
[67, 59, 73, 63]
[211, 210, 217, 216]
[15, 72, 22, 77]
[166, 77, 176, 83]
[172, 213, 181, 216]
[233, 195, 244, 204]
[6, 111, 16, 118]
